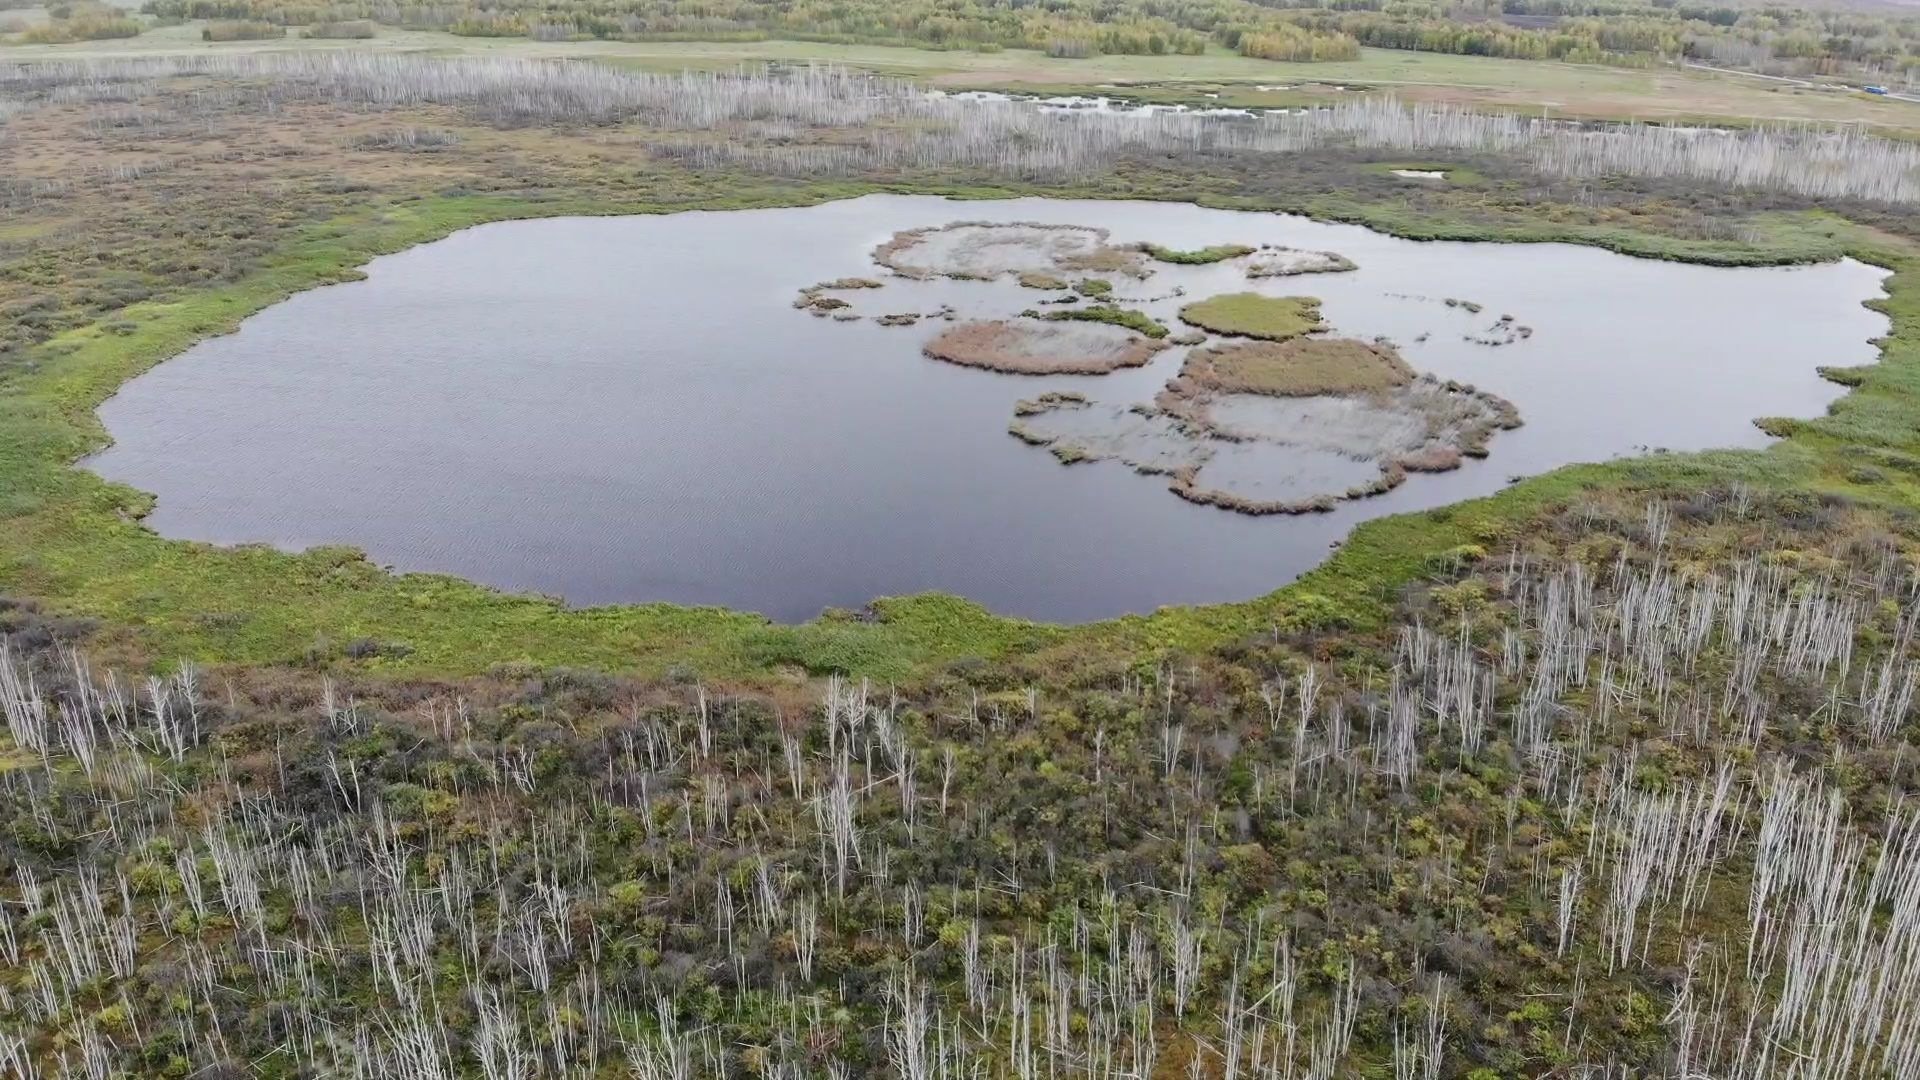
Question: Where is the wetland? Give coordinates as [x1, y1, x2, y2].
[84, 194, 1891, 622]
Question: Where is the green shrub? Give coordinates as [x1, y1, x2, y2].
[449, 13, 525, 35]
[20, 13, 142, 41]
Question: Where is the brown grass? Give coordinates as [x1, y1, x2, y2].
[1172, 337, 1414, 398]
[925, 318, 1166, 374]
[1013, 390, 1088, 416]
[1167, 468, 1351, 516]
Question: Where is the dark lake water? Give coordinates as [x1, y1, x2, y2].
[85, 195, 1891, 622]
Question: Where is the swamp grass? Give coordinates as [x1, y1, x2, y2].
[1176, 337, 1415, 396]
[1039, 303, 1170, 338]
[1179, 291, 1326, 340]
[922, 317, 1166, 373]
[1139, 241, 1255, 264]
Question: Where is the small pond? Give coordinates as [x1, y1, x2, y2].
[85, 195, 1890, 622]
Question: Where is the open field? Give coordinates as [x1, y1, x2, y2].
[5, 27, 1919, 130]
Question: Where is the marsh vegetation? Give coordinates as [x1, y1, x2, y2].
[1174, 336, 1415, 396]
[1178, 291, 1327, 340]
[923, 318, 1167, 374]
[874, 221, 1149, 281]
[4, 40, 1920, 1080]
[1138, 241, 1256, 265]
[1015, 363, 1519, 515]
[73, 190, 1879, 619]
[8, 56, 1920, 200]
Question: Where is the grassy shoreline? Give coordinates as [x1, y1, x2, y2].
[2, 172, 1910, 680]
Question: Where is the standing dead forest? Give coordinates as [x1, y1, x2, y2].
[6, 27, 1920, 1080]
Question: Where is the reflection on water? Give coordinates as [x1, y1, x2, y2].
[85, 195, 1889, 622]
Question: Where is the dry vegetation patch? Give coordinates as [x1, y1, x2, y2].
[1008, 394, 1202, 471]
[1011, 373, 1520, 514]
[793, 277, 887, 315]
[1011, 340, 1520, 514]
[874, 221, 1149, 281]
[1173, 337, 1414, 397]
[923, 318, 1166, 374]
[1244, 247, 1359, 278]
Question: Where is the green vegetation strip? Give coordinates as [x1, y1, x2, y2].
[1040, 304, 1170, 338]
[1139, 242, 1256, 265]
[1, 175, 1912, 682]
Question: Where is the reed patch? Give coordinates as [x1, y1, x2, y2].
[923, 318, 1166, 374]
[1171, 337, 1414, 397]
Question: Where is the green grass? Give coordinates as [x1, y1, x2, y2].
[1041, 304, 1170, 338]
[1178, 292, 1324, 340]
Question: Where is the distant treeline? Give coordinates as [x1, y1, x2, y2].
[130, 0, 1920, 77]
[139, 0, 1352, 58]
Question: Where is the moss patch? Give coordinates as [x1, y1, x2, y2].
[1140, 242, 1256, 265]
[1041, 304, 1170, 339]
[1179, 293, 1325, 340]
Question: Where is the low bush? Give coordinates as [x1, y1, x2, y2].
[20, 13, 142, 41]
[449, 13, 524, 35]
[352, 127, 461, 151]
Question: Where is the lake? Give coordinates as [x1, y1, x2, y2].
[85, 195, 1890, 622]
